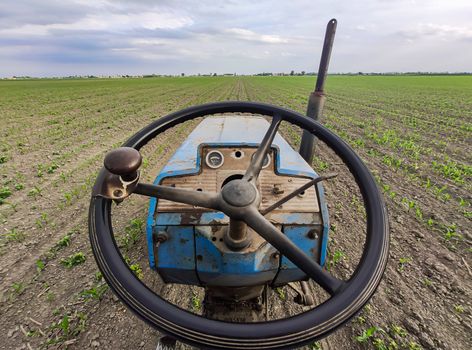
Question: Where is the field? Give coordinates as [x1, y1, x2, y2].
[0, 75, 471, 350]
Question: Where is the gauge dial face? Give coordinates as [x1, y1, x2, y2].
[251, 153, 271, 168]
[206, 150, 225, 169]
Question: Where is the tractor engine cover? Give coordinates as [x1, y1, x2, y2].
[146, 116, 329, 287]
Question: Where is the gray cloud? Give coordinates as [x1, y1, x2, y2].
[0, 0, 471, 76]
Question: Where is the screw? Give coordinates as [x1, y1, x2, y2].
[273, 184, 284, 195]
[156, 232, 168, 243]
[307, 229, 318, 239]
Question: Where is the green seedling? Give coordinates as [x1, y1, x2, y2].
[9, 281, 26, 301]
[47, 312, 87, 344]
[129, 263, 143, 279]
[12, 281, 25, 294]
[4, 228, 25, 242]
[191, 292, 201, 311]
[328, 250, 345, 270]
[46, 292, 56, 302]
[408, 341, 422, 350]
[61, 252, 86, 268]
[453, 304, 464, 313]
[26, 329, 42, 337]
[423, 278, 433, 287]
[36, 166, 43, 178]
[310, 342, 322, 350]
[275, 287, 286, 300]
[36, 212, 49, 228]
[120, 218, 144, 250]
[397, 257, 411, 272]
[390, 324, 407, 337]
[94, 271, 103, 282]
[63, 192, 73, 205]
[356, 326, 378, 343]
[80, 284, 108, 300]
[443, 223, 461, 241]
[426, 218, 435, 227]
[123, 255, 143, 279]
[57, 234, 71, 248]
[372, 338, 387, 350]
[28, 186, 42, 198]
[47, 163, 59, 174]
[0, 186, 12, 204]
[36, 259, 46, 272]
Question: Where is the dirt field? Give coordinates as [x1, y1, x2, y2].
[0, 75, 470, 350]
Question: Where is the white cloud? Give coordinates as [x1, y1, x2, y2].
[0, 0, 471, 76]
[224, 28, 289, 44]
[415, 23, 472, 40]
[0, 10, 193, 36]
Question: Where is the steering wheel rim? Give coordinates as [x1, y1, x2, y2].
[89, 101, 389, 349]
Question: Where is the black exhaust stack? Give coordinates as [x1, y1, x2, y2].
[299, 18, 337, 163]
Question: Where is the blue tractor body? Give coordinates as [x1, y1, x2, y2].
[146, 116, 329, 287]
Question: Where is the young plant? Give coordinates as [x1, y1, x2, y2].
[36, 259, 46, 272]
[28, 186, 42, 198]
[397, 257, 412, 272]
[191, 292, 201, 311]
[355, 326, 378, 343]
[80, 284, 109, 301]
[310, 342, 322, 350]
[328, 250, 345, 270]
[46, 311, 87, 345]
[61, 252, 86, 268]
[4, 228, 25, 242]
[453, 304, 464, 314]
[120, 218, 144, 250]
[0, 186, 12, 204]
[275, 287, 286, 300]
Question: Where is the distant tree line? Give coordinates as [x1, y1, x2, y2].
[3, 71, 471, 80]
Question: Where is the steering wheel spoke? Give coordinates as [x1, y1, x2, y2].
[135, 183, 221, 211]
[243, 114, 282, 183]
[244, 208, 345, 296]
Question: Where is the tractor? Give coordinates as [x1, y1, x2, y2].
[88, 19, 389, 349]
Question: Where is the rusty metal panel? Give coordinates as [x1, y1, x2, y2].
[157, 147, 319, 213]
[194, 226, 279, 287]
[273, 225, 322, 285]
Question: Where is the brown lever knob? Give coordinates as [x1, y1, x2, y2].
[104, 147, 142, 180]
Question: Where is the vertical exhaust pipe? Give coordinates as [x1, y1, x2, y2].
[299, 18, 337, 164]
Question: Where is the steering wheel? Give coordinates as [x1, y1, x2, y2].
[89, 101, 389, 349]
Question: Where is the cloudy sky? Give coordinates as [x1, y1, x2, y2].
[0, 0, 471, 77]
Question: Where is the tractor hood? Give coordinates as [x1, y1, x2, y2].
[159, 115, 316, 179]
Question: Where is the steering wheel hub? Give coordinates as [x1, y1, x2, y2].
[221, 179, 256, 207]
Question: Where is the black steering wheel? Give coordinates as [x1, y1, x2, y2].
[89, 101, 389, 349]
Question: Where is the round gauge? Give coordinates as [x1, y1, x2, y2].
[251, 153, 271, 168]
[206, 150, 225, 169]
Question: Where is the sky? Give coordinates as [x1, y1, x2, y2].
[0, 0, 471, 77]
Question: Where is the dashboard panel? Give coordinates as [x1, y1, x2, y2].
[157, 146, 320, 213]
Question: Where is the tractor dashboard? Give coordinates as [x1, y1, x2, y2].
[146, 116, 330, 287]
[157, 146, 320, 215]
